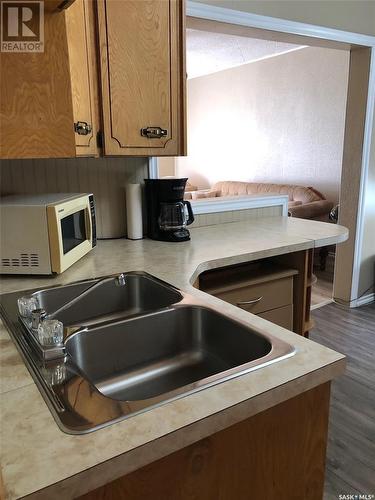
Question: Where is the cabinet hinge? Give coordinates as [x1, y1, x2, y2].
[96, 130, 104, 149]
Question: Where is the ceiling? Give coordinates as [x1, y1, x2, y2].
[186, 29, 305, 79]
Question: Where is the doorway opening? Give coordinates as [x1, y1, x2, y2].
[159, 15, 355, 310]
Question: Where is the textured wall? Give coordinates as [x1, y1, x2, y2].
[0, 158, 148, 238]
[177, 46, 349, 204]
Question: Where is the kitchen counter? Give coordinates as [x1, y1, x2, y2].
[0, 217, 348, 499]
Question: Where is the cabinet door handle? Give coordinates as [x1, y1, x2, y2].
[141, 126, 168, 139]
[74, 121, 92, 135]
[237, 296, 263, 307]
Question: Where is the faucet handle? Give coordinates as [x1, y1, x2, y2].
[17, 296, 39, 318]
[37, 319, 64, 346]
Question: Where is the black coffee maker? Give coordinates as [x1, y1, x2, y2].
[145, 178, 194, 242]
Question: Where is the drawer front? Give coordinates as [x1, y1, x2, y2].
[215, 277, 293, 314]
[258, 305, 294, 330]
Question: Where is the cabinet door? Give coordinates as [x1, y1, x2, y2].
[96, 0, 186, 156]
[0, 6, 76, 159]
[65, 0, 100, 156]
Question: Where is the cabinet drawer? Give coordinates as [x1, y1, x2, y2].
[215, 276, 294, 315]
[258, 305, 293, 330]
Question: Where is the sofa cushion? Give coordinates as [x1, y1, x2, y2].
[212, 181, 325, 203]
[191, 190, 219, 200]
[288, 200, 303, 208]
[292, 186, 324, 203]
[289, 200, 334, 220]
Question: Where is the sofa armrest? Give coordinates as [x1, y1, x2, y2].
[288, 200, 334, 220]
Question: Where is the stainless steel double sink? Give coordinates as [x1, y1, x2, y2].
[0, 271, 294, 434]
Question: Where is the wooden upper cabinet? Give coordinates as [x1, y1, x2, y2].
[65, 0, 100, 157]
[0, 0, 186, 159]
[96, 0, 186, 156]
[0, 5, 76, 159]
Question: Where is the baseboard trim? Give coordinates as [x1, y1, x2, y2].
[311, 298, 334, 311]
[334, 292, 375, 308]
[351, 292, 375, 308]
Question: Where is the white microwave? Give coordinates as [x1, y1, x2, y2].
[0, 193, 96, 275]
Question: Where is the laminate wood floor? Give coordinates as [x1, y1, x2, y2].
[310, 302, 375, 500]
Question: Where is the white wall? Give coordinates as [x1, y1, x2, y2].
[358, 115, 375, 297]
[176, 46, 349, 204]
[158, 157, 176, 177]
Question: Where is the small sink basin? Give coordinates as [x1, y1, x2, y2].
[66, 305, 273, 402]
[33, 272, 182, 326]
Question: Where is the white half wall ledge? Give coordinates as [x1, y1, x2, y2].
[190, 194, 289, 215]
[186, 1, 375, 48]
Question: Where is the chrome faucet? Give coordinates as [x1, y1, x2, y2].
[115, 273, 126, 287]
[16, 273, 127, 358]
[31, 308, 47, 330]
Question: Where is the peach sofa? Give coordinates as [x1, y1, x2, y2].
[186, 181, 334, 222]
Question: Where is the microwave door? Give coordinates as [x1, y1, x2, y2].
[61, 210, 87, 255]
[47, 198, 94, 274]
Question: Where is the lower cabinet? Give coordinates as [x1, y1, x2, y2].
[78, 383, 331, 500]
[258, 304, 293, 330]
[198, 249, 315, 336]
[199, 261, 298, 331]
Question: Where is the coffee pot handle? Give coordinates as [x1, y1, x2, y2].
[183, 201, 195, 225]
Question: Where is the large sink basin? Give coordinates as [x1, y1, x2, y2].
[0, 272, 294, 434]
[66, 306, 273, 402]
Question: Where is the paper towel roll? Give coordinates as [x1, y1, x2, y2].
[125, 183, 143, 240]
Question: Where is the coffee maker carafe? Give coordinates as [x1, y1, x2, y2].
[145, 178, 194, 242]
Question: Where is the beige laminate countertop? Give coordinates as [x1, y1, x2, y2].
[0, 217, 348, 499]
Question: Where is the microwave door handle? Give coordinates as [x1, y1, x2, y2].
[86, 205, 92, 243]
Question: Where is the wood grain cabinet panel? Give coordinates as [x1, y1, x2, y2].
[199, 255, 316, 336]
[258, 304, 294, 330]
[200, 263, 298, 330]
[97, 0, 186, 156]
[65, 0, 100, 156]
[79, 383, 330, 500]
[214, 276, 295, 315]
[0, 6, 76, 159]
[0, 0, 186, 159]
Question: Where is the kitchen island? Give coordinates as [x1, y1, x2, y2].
[0, 217, 348, 499]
